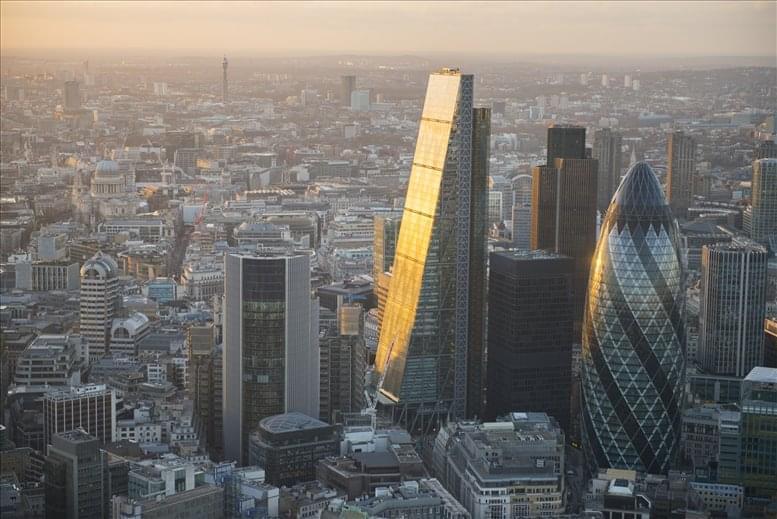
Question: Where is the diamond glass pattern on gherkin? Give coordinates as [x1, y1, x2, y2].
[581, 162, 686, 474]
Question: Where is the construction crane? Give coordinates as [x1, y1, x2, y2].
[364, 336, 397, 429]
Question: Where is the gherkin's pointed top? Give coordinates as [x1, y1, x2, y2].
[612, 161, 667, 209]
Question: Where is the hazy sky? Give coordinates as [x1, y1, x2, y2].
[2, 1, 775, 58]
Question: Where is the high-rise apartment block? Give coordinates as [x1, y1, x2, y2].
[79, 252, 120, 358]
[699, 241, 768, 377]
[486, 250, 574, 432]
[750, 158, 777, 246]
[582, 163, 686, 474]
[223, 252, 319, 464]
[531, 125, 598, 328]
[374, 69, 488, 429]
[666, 131, 697, 219]
[593, 128, 623, 211]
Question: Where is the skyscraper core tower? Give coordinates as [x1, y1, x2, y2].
[581, 162, 686, 474]
[593, 128, 623, 212]
[222, 56, 228, 103]
[223, 252, 319, 465]
[374, 68, 489, 429]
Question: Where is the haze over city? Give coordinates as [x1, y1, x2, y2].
[2, 1, 776, 62]
[1, 1, 776, 519]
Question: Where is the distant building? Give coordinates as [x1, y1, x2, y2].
[432, 412, 565, 519]
[699, 242, 768, 377]
[114, 485, 223, 519]
[750, 158, 777, 247]
[248, 412, 339, 487]
[593, 128, 623, 212]
[63, 80, 80, 111]
[14, 334, 83, 387]
[14, 260, 80, 291]
[350, 89, 370, 112]
[341, 75, 356, 106]
[80, 252, 120, 358]
[110, 313, 151, 356]
[666, 131, 697, 219]
[486, 250, 574, 432]
[43, 384, 116, 447]
[332, 479, 470, 519]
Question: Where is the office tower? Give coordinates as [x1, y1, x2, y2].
[350, 89, 370, 111]
[341, 75, 356, 106]
[531, 126, 598, 328]
[63, 80, 80, 111]
[222, 56, 228, 103]
[593, 128, 623, 212]
[248, 412, 338, 487]
[374, 69, 489, 429]
[698, 242, 768, 377]
[189, 325, 223, 460]
[750, 158, 777, 246]
[319, 304, 366, 424]
[739, 367, 777, 513]
[666, 131, 697, 219]
[79, 252, 120, 358]
[581, 162, 686, 474]
[486, 250, 574, 431]
[546, 124, 586, 165]
[43, 384, 116, 447]
[44, 430, 106, 519]
[223, 252, 319, 465]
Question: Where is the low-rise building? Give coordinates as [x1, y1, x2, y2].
[248, 412, 339, 487]
[432, 413, 565, 519]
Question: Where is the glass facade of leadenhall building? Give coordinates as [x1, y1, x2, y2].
[374, 69, 488, 428]
[581, 162, 686, 474]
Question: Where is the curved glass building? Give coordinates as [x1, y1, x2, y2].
[581, 162, 686, 474]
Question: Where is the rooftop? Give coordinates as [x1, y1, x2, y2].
[259, 412, 330, 434]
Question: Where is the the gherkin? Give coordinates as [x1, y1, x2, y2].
[581, 162, 686, 474]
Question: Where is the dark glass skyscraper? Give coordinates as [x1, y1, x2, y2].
[486, 250, 574, 431]
[374, 69, 488, 429]
[582, 162, 686, 474]
[532, 128, 598, 329]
